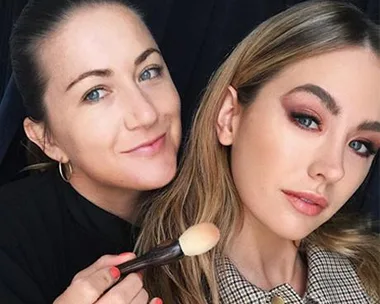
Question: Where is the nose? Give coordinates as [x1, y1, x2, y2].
[122, 87, 158, 130]
[307, 141, 345, 184]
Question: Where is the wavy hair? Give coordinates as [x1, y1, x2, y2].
[136, 1, 380, 303]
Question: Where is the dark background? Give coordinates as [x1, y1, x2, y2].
[0, 0, 379, 222]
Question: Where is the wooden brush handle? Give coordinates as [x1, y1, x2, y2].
[116, 240, 183, 279]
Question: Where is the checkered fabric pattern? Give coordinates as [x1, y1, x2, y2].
[217, 244, 376, 303]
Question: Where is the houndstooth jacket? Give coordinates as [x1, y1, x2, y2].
[216, 244, 377, 303]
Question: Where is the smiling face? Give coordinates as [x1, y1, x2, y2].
[217, 47, 380, 240]
[27, 4, 181, 198]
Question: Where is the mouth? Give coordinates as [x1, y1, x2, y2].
[123, 133, 166, 154]
[282, 189, 328, 216]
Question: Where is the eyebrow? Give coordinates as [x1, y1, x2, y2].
[135, 48, 161, 66]
[287, 84, 380, 133]
[357, 121, 380, 132]
[66, 48, 161, 92]
[287, 84, 341, 115]
[66, 69, 113, 92]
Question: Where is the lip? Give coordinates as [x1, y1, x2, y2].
[282, 189, 328, 216]
[123, 133, 166, 154]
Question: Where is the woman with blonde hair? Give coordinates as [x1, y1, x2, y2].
[137, 1, 380, 303]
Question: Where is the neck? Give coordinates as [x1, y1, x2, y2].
[225, 209, 307, 295]
[69, 172, 141, 223]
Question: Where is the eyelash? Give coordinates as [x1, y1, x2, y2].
[351, 140, 377, 158]
[290, 111, 377, 158]
[138, 65, 163, 82]
[83, 86, 108, 102]
[290, 111, 321, 131]
[81, 65, 164, 102]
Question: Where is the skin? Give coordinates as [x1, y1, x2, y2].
[217, 47, 380, 294]
[25, 4, 181, 222]
[53, 253, 162, 304]
[23, 4, 180, 303]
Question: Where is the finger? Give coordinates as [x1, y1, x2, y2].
[130, 289, 149, 304]
[96, 272, 143, 304]
[60, 266, 121, 303]
[136, 270, 144, 280]
[149, 298, 163, 304]
[73, 253, 136, 281]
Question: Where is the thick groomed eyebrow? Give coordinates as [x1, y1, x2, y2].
[286, 84, 380, 133]
[66, 48, 161, 92]
[357, 121, 380, 132]
[286, 84, 341, 115]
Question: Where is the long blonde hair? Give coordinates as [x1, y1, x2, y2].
[136, 1, 380, 303]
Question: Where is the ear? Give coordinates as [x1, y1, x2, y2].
[216, 85, 241, 146]
[23, 117, 69, 162]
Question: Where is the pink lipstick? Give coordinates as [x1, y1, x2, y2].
[282, 190, 327, 216]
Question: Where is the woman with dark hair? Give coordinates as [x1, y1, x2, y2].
[0, 0, 181, 303]
[137, 1, 380, 303]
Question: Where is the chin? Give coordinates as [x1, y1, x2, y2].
[269, 219, 318, 241]
[279, 227, 317, 242]
[136, 166, 177, 190]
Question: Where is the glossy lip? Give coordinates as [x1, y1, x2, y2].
[282, 189, 328, 216]
[122, 133, 166, 154]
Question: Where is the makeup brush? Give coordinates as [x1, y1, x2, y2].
[116, 222, 220, 278]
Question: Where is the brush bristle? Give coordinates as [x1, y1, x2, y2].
[178, 223, 220, 256]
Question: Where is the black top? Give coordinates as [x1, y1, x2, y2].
[0, 168, 138, 303]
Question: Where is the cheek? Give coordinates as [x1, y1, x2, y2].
[147, 80, 180, 111]
[44, 101, 77, 148]
[52, 106, 119, 155]
[161, 89, 181, 117]
[155, 86, 181, 139]
[336, 161, 371, 203]
[230, 117, 282, 195]
[232, 113, 302, 174]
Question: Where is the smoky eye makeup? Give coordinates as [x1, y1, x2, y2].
[349, 140, 377, 158]
[281, 89, 380, 158]
[350, 134, 380, 158]
[281, 92, 325, 131]
[288, 111, 321, 131]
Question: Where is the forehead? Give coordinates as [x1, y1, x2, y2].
[266, 47, 380, 120]
[38, 4, 156, 85]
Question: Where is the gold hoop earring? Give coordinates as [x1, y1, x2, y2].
[58, 161, 72, 182]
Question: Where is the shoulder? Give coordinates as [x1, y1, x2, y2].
[0, 170, 67, 303]
[0, 169, 56, 201]
[0, 169, 59, 217]
[307, 242, 356, 270]
[0, 169, 64, 244]
[0, 167, 64, 206]
[306, 243, 373, 303]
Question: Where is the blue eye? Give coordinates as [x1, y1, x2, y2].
[349, 140, 376, 158]
[84, 88, 107, 102]
[139, 66, 162, 82]
[291, 112, 320, 130]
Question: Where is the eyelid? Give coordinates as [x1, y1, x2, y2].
[352, 139, 377, 157]
[291, 111, 321, 124]
[289, 111, 322, 131]
[291, 106, 322, 121]
[82, 86, 108, 101]
[138, 64, 163, 81]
